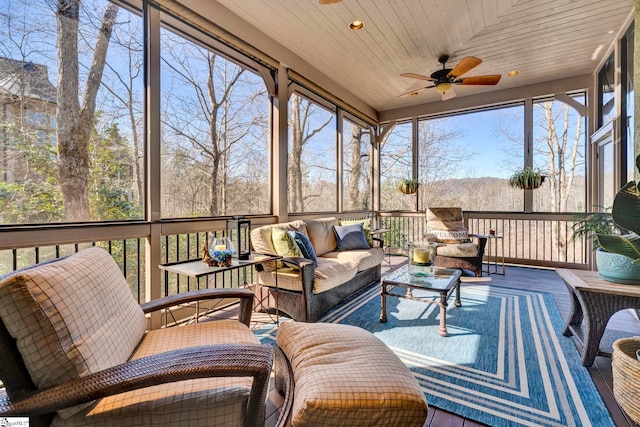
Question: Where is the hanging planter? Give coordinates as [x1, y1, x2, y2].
[508, 167, 546, 190]
[397, 179, 419, 194]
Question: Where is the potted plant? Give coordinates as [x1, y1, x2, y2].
[397, 178, 419, 195]
[570, 208, 640, 283]
[508, 167, 546, 190]
[595, 154, 640, 284]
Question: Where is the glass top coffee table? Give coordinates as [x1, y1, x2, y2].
[380, 266, 462, 336]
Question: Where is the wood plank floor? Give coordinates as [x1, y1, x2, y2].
[262, 257, 640, 427]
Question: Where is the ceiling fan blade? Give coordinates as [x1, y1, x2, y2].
[442, 87, 457, 101]
[398, 86, 431, 97]
[319, 0, 341, 4]
[447, 56, 482, 78]
[400, 72, 436, 82]
[456, 75, 502, 85]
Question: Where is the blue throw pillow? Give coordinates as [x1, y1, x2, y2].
[333, 223, 371, 251]
[288, 231, 318, 266]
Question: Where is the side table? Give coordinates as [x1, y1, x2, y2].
[158, 253, 280, 325]
[485, 234, 505, 275]
[556, 268, 640, 367]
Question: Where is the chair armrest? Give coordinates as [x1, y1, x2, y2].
[0, 344, 273, 426]
[372, 236, 384, 248]
[140, 288, 255, 327]
[279, 257, 314, 269]
[469, 234, 488, 256]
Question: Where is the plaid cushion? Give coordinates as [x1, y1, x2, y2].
[304, 218, 338, 256]
[0, 247, 147, 418]
[52, 321, 260, 427]
[277, 322, 428, 427]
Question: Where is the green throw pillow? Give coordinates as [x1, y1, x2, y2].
[272, 228, 303, 257]
[339, 219, 373, 247]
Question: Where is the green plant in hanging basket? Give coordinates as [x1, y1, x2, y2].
[397, 179, 419, 194]
[508, 167, 546, 190]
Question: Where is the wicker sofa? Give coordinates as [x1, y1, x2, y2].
[251, 217, 385, 322]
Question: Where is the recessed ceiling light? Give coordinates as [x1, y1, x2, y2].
[507, 70, 520, 77]
[349, 20, 365, 31]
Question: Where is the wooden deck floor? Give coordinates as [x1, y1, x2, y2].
[263, 257, 640, 427]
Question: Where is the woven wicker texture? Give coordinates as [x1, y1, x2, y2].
[612, 337, 640, 424]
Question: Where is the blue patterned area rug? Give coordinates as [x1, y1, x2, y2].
[256, 283, 615, 427]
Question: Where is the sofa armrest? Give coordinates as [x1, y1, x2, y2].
[0, 344, 273, 427]
[140, 288, 255, 327]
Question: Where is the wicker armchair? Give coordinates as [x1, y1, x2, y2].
[0, 247, 272, 427]
[425, 207, 487, 277]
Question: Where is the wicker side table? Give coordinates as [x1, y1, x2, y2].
[612, 337, 640, 424]
[556, 268, 640, 367]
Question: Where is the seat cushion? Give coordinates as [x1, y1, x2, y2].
[256, 257, 357, 294]
[313, 258, 358, 293]
[322, 247, 384, 272]
[53, 320, 260, 427]
[276, 322, 428, 427]
[436, 242, 479, 257]
[0, 247, 147, 418]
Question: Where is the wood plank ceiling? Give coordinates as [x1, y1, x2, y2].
[213, 0, 633, 113]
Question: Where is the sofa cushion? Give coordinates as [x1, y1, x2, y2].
[339, 218, 373, 246]
[288, 231, 318, 266]
[304, 217, 338, 256]
[0, 247, 147, 418]
[333, 223, 371, 251]
[57, 320, 259, 427]
[313, 258, 358, 293]
[322, 247, 384, 272]
[276, 322, 428, 427]
[272, 228, 304, 257]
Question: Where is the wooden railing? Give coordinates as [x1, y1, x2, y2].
[0, 211, 591, 304]
[377, 211, 589, 269]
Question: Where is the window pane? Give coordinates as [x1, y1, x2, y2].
[599, 54, 615, 127]
[0, 0, 144, 224]
[532, 95, 586, 212]
[417, 104, 524, 211]
[288, 93, 337, 213]
[624, 24, 635, 183]
[599, 142, 615, 208]
[342, 118, 372, 211]
[160, 23, 270, 218]
[380, 122, 413, 210]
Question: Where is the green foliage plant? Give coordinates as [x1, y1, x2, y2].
[508, 167, 545, 190]
[596, 155, 640, 266]
[570, 207, 625, 251]
[397, 178, 419, 194]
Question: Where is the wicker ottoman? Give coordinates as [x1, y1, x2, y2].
[612, 337, 640, 424]
[274, 322, 428, 427]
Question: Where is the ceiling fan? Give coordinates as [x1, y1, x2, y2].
[400, 55, 502, 101]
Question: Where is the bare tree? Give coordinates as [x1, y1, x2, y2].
[56, 0, 118, 221]
[161, 41, 266, 217]
[535, 101, 582, 212]
[288, 93, 333, 212]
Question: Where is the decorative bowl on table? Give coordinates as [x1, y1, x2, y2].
[202, 242, 233, 267]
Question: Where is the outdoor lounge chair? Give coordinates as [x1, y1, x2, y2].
[0, 247, 273, 427]
[425, 207, 487, 277]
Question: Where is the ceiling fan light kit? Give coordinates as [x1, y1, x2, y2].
[400, 55, 502, 100]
